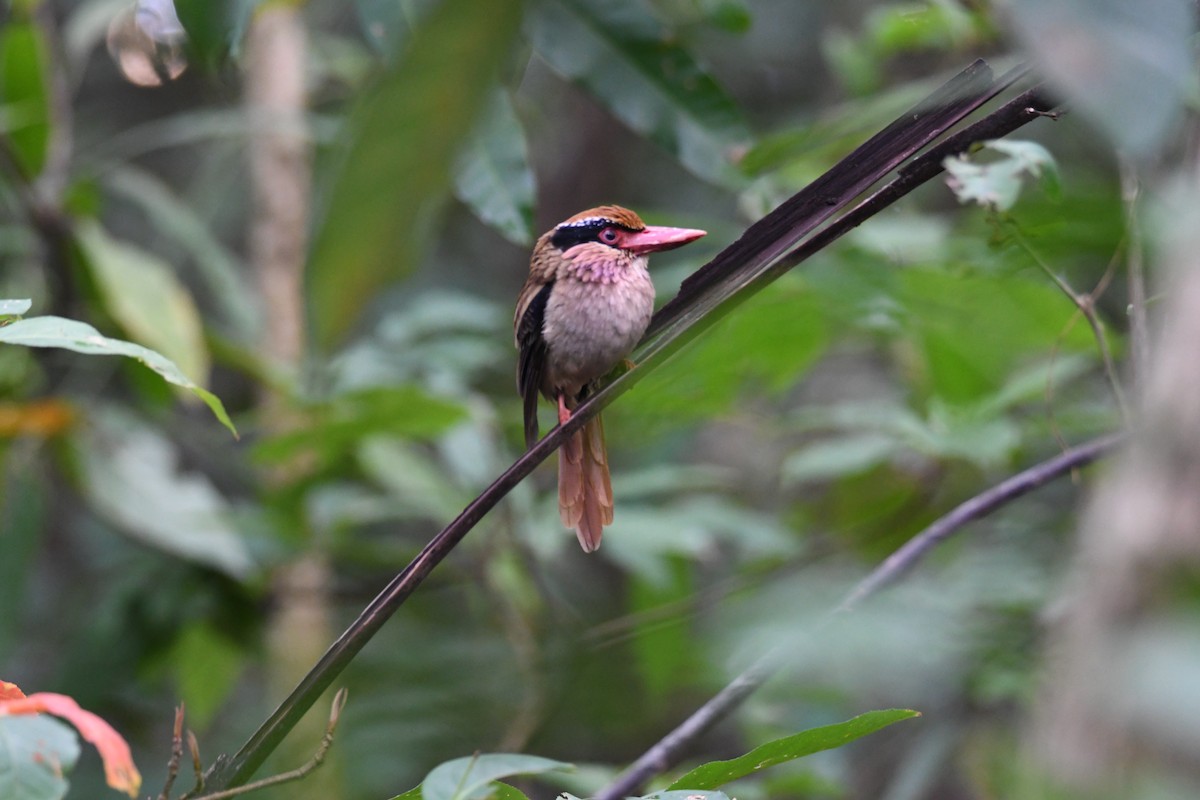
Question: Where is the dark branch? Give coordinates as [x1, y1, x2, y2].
[203, 60, 1050, 793]
[594, 433, 1123, 800]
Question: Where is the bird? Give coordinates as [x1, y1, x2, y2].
[514, 205, 707, 552]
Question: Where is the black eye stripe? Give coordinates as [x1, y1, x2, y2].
[551, 219, 639, 250]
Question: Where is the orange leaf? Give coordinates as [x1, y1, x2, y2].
[0, 680, 26, 701]
[0, 690, 143, 798]
[0, 399, 75, 437]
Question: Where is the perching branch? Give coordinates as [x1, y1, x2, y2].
[594, 432, 1123, 800]
[203, 60, 1056, 794]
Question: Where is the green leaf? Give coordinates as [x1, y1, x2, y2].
[526, 0, 751, 186]
[453, 89, 536, 246]
[174, 0, 254, 66]
[0, 315, 236, 436]
[782, 434, 900, 485]
[898, 267, 1096, 404]
[76, 219, 211, 386]
[170, 622, 246, 729]
[254, 387, 466, 470]
[866, 1, 982, 53]
[700, 0, 752, 33]
[620, 282, 827, 430]
[102, 166, 259, 339]
[0, 22, 50, 175]
[0, 714, 81, 800]
[667, 709, 919, 791]
[76, 409, 253, 577]
[944, 139, 1059, 212]
[355, 0, 441, 59]
[0, 299, 32, 316]
[1007, 0, 1193, 157]
[357, 437, 469, 520]
[486, 784, 530, 800]
[419, 754, 572, 800]
[308, 0, 523, 348]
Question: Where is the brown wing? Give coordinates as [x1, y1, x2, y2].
[515, 280, 552, 449]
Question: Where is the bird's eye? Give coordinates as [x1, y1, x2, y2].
[598, 227, 620, 245]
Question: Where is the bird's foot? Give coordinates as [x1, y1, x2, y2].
[609, 358, 637, 379]
[557, 393, 572, 426]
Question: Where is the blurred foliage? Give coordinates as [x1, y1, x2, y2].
[0, 0, 1191, 798]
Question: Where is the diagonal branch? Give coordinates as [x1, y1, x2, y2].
[203, 60, 1053, 793]
[595, 432, 1123, 800]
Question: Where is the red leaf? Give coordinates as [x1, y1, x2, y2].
[0, 680, 26, 701]
[0, 688, 143, 798]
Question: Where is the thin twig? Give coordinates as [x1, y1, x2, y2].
[1119, 158, 1149, 385]
[185, 731, 204, 798]
[156, 705, 186, 800]
[1004, 219, 1130, 422]
[1043, 242, 1123, 459]
[191, 689, 347, 800]
[594, 433, 1123, 800]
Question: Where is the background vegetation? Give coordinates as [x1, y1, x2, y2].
[1, 0, 1197, 798]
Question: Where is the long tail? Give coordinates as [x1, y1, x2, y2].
[559, 412, 614, 552]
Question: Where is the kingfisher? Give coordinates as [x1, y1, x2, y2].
[514, 205, 706, 551]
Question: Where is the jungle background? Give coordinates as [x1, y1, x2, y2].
[2, 0, 1199, 798]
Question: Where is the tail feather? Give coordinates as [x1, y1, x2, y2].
[559, 428, 584, 529]
[559, 413, 614, 552]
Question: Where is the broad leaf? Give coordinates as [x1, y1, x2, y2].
[102, 166, 259, 339]
[76, 219, 210, 385]
[453, 89, 536, 246]
[254, 387, 467, 472]
[898, 267, 1097, 404]
[0, 299, 31, 316]
[0, 315, 236, 435]
[667, 709, 919, 790]
[0, 715, 79, 800]
[526, 0, 750, 186]
[308, 0, 522, 347]
[420, 754, 571, 800]
[0, 22, 50, 175]
[76, 409, 253, 577]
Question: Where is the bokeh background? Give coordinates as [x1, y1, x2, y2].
[2, 0, 1197, 798]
